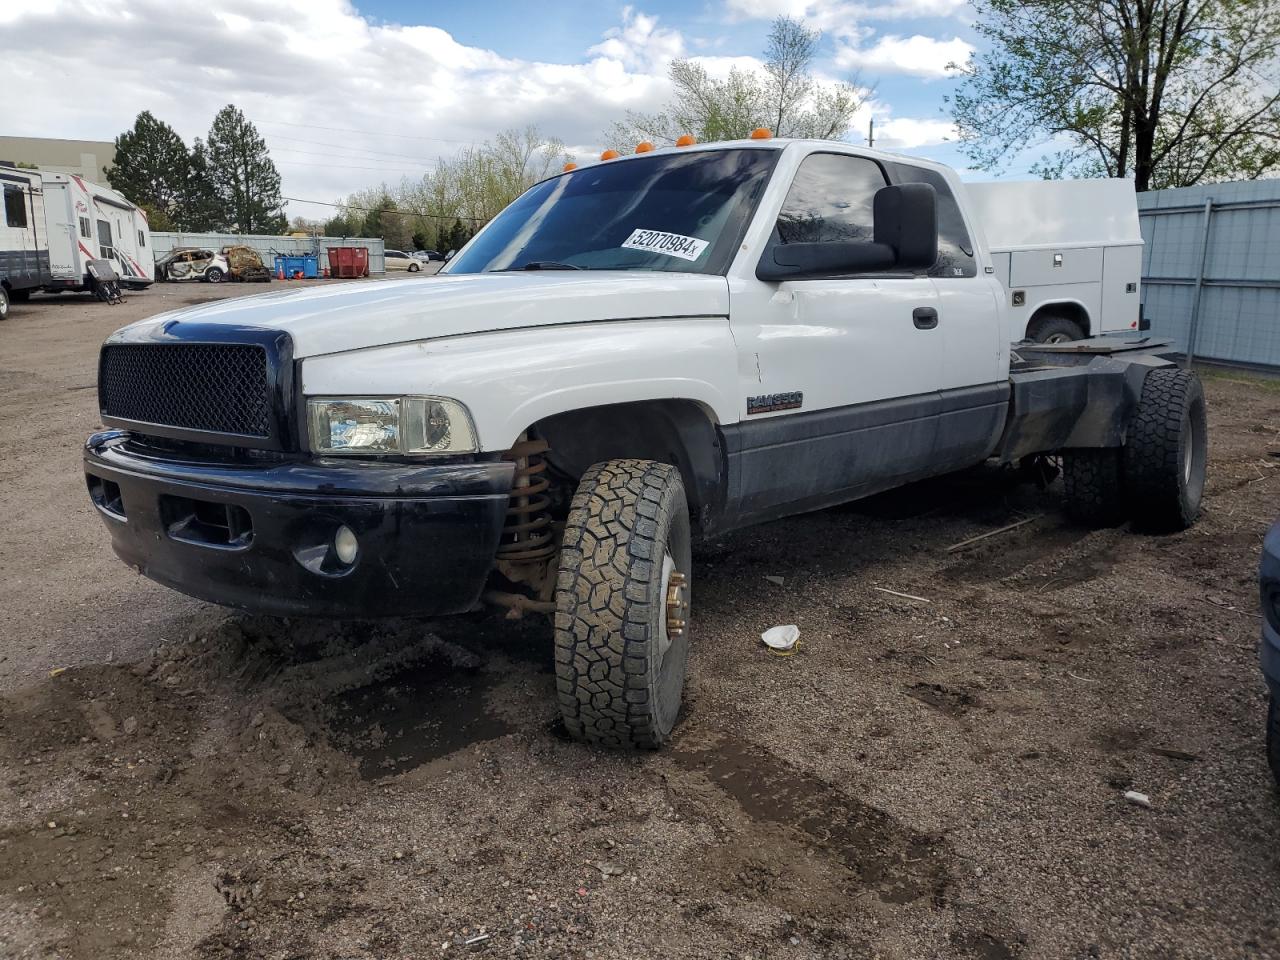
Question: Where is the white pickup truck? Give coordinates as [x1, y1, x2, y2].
[84, 137, 1207, 749]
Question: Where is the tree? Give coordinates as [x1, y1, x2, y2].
[105, 111, 191, 224]
[206, 105, 287, 233]
[949, 0, 1280, 190]
[180, 138, 223, 232]
[607, 17, 868, 146]
[323, 213, 356, 236]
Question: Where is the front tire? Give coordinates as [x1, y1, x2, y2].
[0, 287, 8, 320]
[408, 262, 420, 272]
[1124, 369, 1207, 531]
[554, 459, 692, 749]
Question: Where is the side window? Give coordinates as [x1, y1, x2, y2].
[79, 216, 91, 238]
[138, 230, 145, 247]
[774, 153, 887, 245]
[4, 186, 28, 228]
[883, 161, 977, 278]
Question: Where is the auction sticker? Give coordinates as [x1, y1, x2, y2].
[621, 228, 709, 262]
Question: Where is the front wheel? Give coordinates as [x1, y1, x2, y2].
[1124, 369, 1207, 531]
[408, 262, 420, 272]
[0, 287, 8, 320]
[554, 459, 692, 749]
[205, 267, 225, 284]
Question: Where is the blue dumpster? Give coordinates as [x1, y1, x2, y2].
[273, 254, 319, 279]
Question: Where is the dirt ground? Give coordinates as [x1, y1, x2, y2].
[1, 282, 1279, 960]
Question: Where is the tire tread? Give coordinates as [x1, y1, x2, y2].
[554, 459, 684, 749]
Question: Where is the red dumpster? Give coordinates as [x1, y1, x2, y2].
[327, 246, 370, 278]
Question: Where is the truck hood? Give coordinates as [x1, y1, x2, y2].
[118, 272, 731, 358]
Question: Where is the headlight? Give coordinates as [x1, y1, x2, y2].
[307, 397, 478, 455]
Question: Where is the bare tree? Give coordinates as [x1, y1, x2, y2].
[949, 0, 1280, 190]
[607, 16, 870, 147]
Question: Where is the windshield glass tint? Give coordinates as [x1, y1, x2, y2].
[446, 149, 778, 275]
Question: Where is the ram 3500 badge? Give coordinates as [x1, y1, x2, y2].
[85, 136, 1207, 749]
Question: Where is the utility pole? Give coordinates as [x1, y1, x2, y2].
[868, 118, 875, 148]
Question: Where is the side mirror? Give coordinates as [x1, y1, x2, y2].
[756, 182, 938, 281]
[873, 182, 937, 271]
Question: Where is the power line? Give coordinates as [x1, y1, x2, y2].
[273, 158, 439, 174]
[259, 118, 476, 146]
[282, 195, 486, 222]
[266, 134, 451, 164]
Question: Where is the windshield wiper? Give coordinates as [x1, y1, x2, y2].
[501, 261, 584, 271]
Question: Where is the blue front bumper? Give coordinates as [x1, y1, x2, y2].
[1260, 521, 1280, 698]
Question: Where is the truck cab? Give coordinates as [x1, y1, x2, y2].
[84, 137, 1207, 749]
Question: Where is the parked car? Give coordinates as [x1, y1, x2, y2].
[155, 248, 229, 283]
[412, 250, 445, 262]
[84, 136, 1208, 750]
[384, 249, 424, 272]
[1261, 520, 1280, 786]
[220, 245, 272, 283]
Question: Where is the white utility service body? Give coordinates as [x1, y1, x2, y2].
[966, 179, 1144, 343]
[84, 137, 1206, 749]
[42, 172, 153, 291]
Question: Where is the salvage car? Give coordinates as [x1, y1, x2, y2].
[84, 135, 1208, 750]
[155, 248, 228, 283]
[221, 245, 272, 283]
[384, 249, 424, 272]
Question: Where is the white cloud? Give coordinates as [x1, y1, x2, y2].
[724, 0, 968, 33]
[834, 34, 972, 77]
[0, 0, 683, 218]
[588, 6, 684, 68]
[0, 0, 963, 219]
[874, 116, 957, 148]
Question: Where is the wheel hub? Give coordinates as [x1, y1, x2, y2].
[658, 555, 688, 661]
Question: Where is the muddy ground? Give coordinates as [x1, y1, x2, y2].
[1, 283, 1279, 960]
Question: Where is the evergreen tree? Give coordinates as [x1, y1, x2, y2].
[104, 111, 191, 225]
[181, 138, 224, 232]
[206, 105, 287, 233]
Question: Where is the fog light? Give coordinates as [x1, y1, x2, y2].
[334, 525, 359, 565]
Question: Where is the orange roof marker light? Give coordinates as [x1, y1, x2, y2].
[675, 134, 697, 147]
[750, 127, 772, 140]
[600, 149, 620, 160]
[563, 162, 578, 172]
[635, 141, 654, 153]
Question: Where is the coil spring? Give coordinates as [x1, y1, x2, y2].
[497, 438, 556, 562]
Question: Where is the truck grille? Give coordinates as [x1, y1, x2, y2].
[99, 343, 272, 438]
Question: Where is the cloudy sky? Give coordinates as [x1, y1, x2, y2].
[1, 0, 1015, 222]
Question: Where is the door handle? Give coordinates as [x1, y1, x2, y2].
[913, 307, 939, 330]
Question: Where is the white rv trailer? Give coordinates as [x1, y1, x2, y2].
[965, 179, 1144, 344]
[0, 164, 51, 318]
[41, 173, 152, 292]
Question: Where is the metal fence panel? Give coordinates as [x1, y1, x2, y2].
[1138, 180, 1280, 368]
[151, 232, 387, 275]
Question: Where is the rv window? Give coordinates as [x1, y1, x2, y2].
[4, 186, 27, 228]
[138, 230, 146, 247]
[79, 217, 91, 238]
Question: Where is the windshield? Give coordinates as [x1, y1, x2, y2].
[445, 148, 778, 276]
